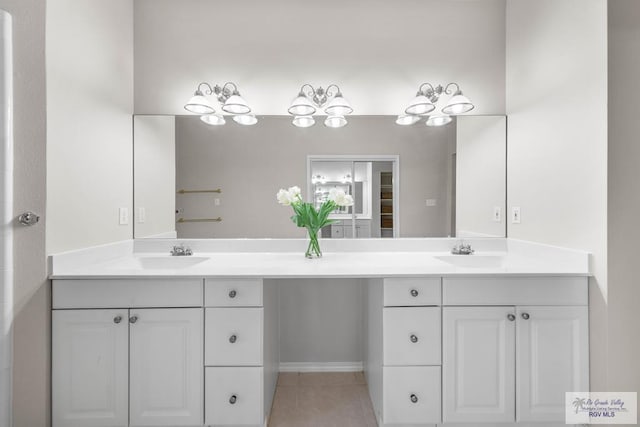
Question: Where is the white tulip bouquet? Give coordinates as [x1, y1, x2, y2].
[277, 186, 354, 258]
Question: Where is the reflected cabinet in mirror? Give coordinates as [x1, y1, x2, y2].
[133, 115, 506, 239]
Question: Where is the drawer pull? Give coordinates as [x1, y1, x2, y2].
[410, 394, 419, 403]
[129, 315, 139, 324]
[229, 290, 237, 298]
[113, 315, 123, 324]
[410, 334, 418, 343]
[229, 394, 237, 404]
[507, 313, 515, 321]
[521, 312, 530, 320]
[229, 334, 237, 344]
[410, 289, 419, 297]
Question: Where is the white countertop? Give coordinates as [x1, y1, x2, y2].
[49, 238, 591, 279]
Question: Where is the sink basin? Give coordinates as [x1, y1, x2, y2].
[114, 256, 209, 270]
[434, 254, 505, 268]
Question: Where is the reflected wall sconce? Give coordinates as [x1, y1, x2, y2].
[288, 84, 353, 128]
[184, 81, 257, 126]
[397, 82, 474, 127]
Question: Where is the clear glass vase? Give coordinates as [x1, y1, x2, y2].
[305, 227, 322, 258]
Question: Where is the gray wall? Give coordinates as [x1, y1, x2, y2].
[175, 116, 456, 238]
[0, 1, 47, 426]
[133, 0, 506, 116]
[608, 0, 640, 414]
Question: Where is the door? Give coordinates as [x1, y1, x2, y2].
[129, 308, 203, 426]
[516, 306, 589, 422]
[443, 306, 516, 423]
[52, 309, 128, 427]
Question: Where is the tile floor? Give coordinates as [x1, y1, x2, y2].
[268, 372, 378, 427]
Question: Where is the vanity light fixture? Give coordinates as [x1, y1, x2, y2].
[184, 81, 256, 126]
[398, 82, 474, 127]
[288, 84, 353, 128]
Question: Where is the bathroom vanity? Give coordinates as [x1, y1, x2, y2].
[49, 238, 590, 427]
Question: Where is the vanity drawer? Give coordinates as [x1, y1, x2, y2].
[442, 277, 589, 306]
[205, 308, 263, 366]
[52, 279, 203, 309]
[383, 366, 441, 424]
[384, 278, 441, 306]
[205, 367, 263, 426]
[383, 307, 441, 365]
[205, 278, 263, 307]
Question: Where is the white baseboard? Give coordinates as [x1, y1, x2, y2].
[279, 362, 363, 372]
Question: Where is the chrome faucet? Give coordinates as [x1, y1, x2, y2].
[451, 242, 474, 255]
[170, 244, 193, 256]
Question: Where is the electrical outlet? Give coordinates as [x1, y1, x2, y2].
[119, 207, 129, 225]
[138, 207, 146, 224]
[425, 199, 437, 207]
[214, 198, 221, 206]
[511, 206, 521, 224]
[493, 206, 502, 222]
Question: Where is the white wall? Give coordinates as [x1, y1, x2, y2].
[46, 0, 134, 254]
[456, 115, 506, 237]
[608, 0, 640, 413]
[0, 0, 47, 426]
[133, 0, 506, 116]
[505, 0, 608, 391]
[133, 116, 175, 238]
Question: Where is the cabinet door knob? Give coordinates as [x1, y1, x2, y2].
[521, 312, 530, 320]
[129, 315, 139, 324]
[113, 315, 123, 324]
[410, 394, 418, 403]
[229, 394, 237, 404]
[410, 334, 419, 343]
[410, 289, 419, 297]
[229, 290, 237, 298]
[507, 313, 516, 321]
[229, 334, 237, 344]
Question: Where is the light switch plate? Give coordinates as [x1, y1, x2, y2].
[138, 207, 146, 223]
[119, 207, 129, 225]
[511, 206, 521, 224]
[493, 206, 502, 222]
[214, 198, 221, 206]
[425, 199, 437, 207]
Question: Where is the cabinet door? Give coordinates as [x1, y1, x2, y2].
[52, 309, 128, 427]
[443, 306, 516, 423]
[516, 306, 589, 422]
[129, 308, 203, 426]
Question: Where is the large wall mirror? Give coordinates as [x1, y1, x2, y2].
[133, 115, 506, 239]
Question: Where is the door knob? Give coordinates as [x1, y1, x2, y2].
[129, 315, 139, 324]
[410, 394, 418, 403]
[410, 289, 419, 297]
[521, 312, 530, 320]
[507, 313, 516, 321]
[229, 290, 237, 298]
[113, 315, 123, 324]
[229, 334, 237, 344]
[229, 394, 237, 404]
[410, 334, 419, 343]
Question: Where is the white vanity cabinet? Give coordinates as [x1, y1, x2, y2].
[203, 278, 278, 427]
[52, 279, 204, 427]
[366, 277, 442, 427]
[441, 277, 589, 424]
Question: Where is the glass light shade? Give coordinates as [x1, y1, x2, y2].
[395, 114, 420, 126]
[222, 94, 251, 114]
[442, 93, 475, 115]
[292, 115, 315, 128]
[324, 95, 353, 116]
[288, 95, 317, 116]
[426, 114, 452, 127]
[233, 114, 258, 125]
[324, 115, 347, 128]
[405, 95, 435, 116]
[200, 113, 226, 126]
[184, 94, 215, 115]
